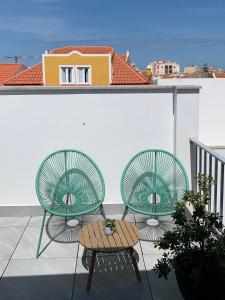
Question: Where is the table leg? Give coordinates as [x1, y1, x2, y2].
[128, 247, 141, 282]
[82, 247, 87, 258]
[87, 250, 97, 291]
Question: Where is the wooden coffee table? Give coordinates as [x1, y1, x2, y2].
[78, 220, 141, 290]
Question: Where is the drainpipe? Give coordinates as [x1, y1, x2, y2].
[173, 86, 177, 156]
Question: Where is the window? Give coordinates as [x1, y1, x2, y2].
[76, 67, 90, 84]
[60, 67, 73, 84]
[59, 65, 91, 85]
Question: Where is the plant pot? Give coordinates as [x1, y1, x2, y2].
[174, 258, 225, 300]
[104, 226, 114, 235]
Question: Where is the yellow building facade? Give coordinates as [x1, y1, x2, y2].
[43, 51, 112, 86]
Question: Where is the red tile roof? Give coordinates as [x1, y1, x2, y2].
[214, 73, 225, 78]
[4, 63, 43, 85]
[111, 54, 149, 85]
[117, 54, 128, 62]
[0, 63, 27, 85]
[50, 46, 114, 55]
[4, 46, 149, 86]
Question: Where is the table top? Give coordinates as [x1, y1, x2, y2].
[78, 220, 140, 252]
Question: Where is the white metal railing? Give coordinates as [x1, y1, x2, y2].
[190, 138, 225, 219]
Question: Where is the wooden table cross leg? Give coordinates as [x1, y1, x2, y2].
[128, 247, 141, 282]
[87, 250, 97, 291]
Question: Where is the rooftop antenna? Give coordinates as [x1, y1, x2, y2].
[5, 56, 22, 63]
[5, 55, 39, 63]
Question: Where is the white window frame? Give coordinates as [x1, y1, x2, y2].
[59, 65, 75, 85]
[59, 65, 92, 85]
[75, 65, 92, 85]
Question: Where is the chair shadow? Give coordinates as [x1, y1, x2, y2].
[136, 216, 175, 242]
[45, 215, 82, 244]
[45, 206, 104, 244]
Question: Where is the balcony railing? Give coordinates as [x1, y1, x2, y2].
[190, 138, 225, 222]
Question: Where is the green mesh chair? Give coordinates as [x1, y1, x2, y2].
[35, 149, 106, 258]
[120, 149, 189, 223]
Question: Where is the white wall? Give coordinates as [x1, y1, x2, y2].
[157, 78, 225, 147]
[176, 91, 199, 177]
[0, 87, 199, 207]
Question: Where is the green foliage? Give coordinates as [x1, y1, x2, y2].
[104, 218, 116, 230]
[153, 173, 225, 282]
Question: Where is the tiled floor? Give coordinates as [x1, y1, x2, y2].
[0, 214, 183, 300]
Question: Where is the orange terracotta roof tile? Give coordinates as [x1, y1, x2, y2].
[50, 46, 114, 55]
[111, 54, 149, 85]
[0, 63, 27, 85]
[4, 63, 43, 85]
[214, 73, 225, 78]
[117, 54, 127, 62]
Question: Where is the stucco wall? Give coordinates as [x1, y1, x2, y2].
[44, 53, 110, 86]
[0, 86, 199, 208]
[157, 78, 225, 147]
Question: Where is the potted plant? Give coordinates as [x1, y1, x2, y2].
[153, 173, 225, 300]
[104, 218, 116, 235]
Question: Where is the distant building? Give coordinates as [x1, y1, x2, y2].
[4, 46, 149, 86]
[185, 70, 213, 78]
[146, 60, 180, 77]
[184, 65, 199, 74]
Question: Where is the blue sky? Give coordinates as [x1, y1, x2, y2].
[0, 0, 225, 70]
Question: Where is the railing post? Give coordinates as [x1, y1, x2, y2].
[190, 140, 197, 192]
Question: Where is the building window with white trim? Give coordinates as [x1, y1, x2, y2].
[76, 67, 91, 84]
[60, 67, 73, 84]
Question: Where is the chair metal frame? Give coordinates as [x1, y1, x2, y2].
[35, 149, 106, 258]
[120, 149, 189, 221]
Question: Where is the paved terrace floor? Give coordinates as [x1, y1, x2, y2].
[0, 213, 183, 300]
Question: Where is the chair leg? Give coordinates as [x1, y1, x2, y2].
[36, 210, 47, 258]
[100, 204, 106, 219]
[122, 206, 128, 220]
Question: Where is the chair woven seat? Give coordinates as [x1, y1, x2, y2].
[121, 149, 189, 219]
[35, 149, 105, 257]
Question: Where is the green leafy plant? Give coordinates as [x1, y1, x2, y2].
[153, 173, 225, 282]
[104, 218, 116, 231]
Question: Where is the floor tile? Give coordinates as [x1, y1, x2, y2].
[82, 214, 105, 224]
[144, 255, 183, 300]
[140, 240, 164, 256]
[0, 258, 76, 300]
[0, 227, 24, 260]
[73, 252, 152, 300]
[27, 216, 45, 227]
[28, 215, 83, 227]
[0, 261, 8, 277]
[106, 213, 136, 223]
[0, 217, 30, 228]
[12, 222, 80, 259]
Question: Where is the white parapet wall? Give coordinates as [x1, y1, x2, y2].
[156, 78, 225, 147]
[0, 86, 199, 214]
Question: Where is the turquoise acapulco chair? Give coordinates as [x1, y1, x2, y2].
[35, 149, 106, 258]
[120, 149, 189, 225]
